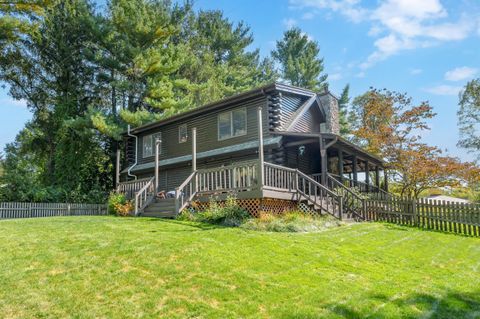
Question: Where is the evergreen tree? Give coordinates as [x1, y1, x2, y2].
[338, 84, 351, 136]
[272, 27, 327, 90]
[458, 78, 480, 161]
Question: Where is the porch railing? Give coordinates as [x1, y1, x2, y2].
[117, 177, 153, 199]
[312, 173, 387, 194]
[197, 160, 259, 194]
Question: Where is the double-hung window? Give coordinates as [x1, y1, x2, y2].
[142, 132, 162, 158]
[218, 108, 247, 140]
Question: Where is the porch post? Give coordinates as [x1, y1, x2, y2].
[365, 160, 370, 192]
[352, 155, 358, 187]
[115, 147, 121, 187]
[384, 169, 389, 192]
[375, 166, 380, 189]
[192, 127, 197, 172]
[257, 107, 264, 189]
[319, 136, 327, 185]
[155, 138, 161, 192]
[337, 149, 344, 182]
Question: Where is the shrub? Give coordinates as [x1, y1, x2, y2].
[107, 192, 133, 216]
[108, 192, 126, 215]
[187, 196, 250, 226]
[114, 200, 134, 217]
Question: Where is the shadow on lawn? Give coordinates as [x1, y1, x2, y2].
[280, 290, 480, 319]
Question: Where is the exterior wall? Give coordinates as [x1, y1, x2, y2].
[276, 93, 308, 130]
[285, 145, 320, 175]
[128, 95, 269, 168]
[291, 105, 323, 133]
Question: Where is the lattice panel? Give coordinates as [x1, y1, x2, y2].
[297, 202, 317, 215]
[189, 198, 307, 217]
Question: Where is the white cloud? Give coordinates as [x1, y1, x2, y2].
[410, 68, 423, 75]
[444, 66, 478, 81]
[289, 0, 478, 69]
[302, 12, 315, 20]
[355, 71, 365, 78]
[423, 85, 462, 96]
[289, 0, 367, 23]
[329, 73, 342, 81]
[283, 18, 297, 29]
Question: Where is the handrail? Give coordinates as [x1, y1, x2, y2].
[264, 162, 343, 219]
[296, 170, 343, 219]
[327, 174, 365, 220]
[134, 176, 155, 216]
[175, 171, 198, 214]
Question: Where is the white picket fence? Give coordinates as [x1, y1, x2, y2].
[0, 202, 107, 220]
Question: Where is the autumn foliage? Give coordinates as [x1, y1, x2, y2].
[350, 88, 479, 198]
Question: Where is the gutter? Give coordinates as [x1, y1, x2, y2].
[127, 125, 138, 180]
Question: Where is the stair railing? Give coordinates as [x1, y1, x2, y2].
[134, 176, 156, 216]
[175, 171, 198, 214]
[264, 162, 343, 219]
[326, 174, 366, 220]
[296, 170, 343, 219]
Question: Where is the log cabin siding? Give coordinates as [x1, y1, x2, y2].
[135, 96, 269, 166]
[291, 104, 323, 133]
[277, 93, 307, 130]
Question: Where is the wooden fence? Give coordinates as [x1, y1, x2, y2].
[0, 202, 107, 220]
[365, 197, 480, 236]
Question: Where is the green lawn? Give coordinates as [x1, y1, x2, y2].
[0, 217, 479, 318]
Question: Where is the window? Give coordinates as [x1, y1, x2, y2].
[179, 124, 188, 143]
[218, 108, 247, 140]
[142, 132, 162, 158]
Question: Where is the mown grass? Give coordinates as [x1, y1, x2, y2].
[0, 216, 479, 318]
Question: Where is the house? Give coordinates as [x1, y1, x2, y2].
[425, 195, 470, 204]
[116, 82, 388, 219]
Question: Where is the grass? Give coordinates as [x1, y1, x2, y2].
[0, 216, 479, 318]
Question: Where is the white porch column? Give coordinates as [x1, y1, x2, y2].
[192, 127, 197, 172]
[155, 138, 161, 192]
[257, 107, 264, 188]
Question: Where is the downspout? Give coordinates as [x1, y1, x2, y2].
[127, 125, 138, 180]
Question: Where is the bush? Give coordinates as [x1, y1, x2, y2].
[182, 196, 250, 226]
[114, 201, 134, 217]
[107, 192, 133, 216]
[241, 211, 343, 233]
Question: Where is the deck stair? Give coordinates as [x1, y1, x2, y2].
[141, 198, 176, 218]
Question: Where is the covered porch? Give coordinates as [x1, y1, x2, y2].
[273, 131, 388, 193]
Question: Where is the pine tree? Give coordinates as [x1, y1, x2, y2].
[272, 27, 327, 90]
[338, 84, 351, 136]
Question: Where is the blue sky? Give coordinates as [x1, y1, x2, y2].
[1, 0, 479, 161]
